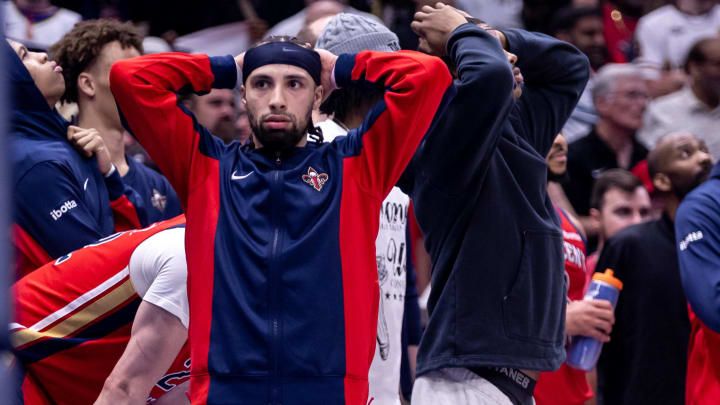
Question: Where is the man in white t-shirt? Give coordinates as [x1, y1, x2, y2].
[635, 0, 720, 70]
[639, 37, 720, 158]
[11, 216, 190, 405]
[634, 0, 720, 97]
[3, 0, 80, 50]
[315, 13, 421, 404]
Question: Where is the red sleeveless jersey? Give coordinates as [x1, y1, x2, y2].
[535, 207, 592, 405]
[11, 215, 190, 405]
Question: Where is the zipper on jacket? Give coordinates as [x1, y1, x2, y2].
[269, 163, 282, 405]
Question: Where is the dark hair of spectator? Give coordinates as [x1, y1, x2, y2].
[549, 7, 603, 36]
[319, 85, 384, 124]
[50, 19, 143, 104]
[590, 169, 644, 210]
[685, 37, 717, 73]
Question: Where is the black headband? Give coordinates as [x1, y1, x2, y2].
[242, 41, 321, 85]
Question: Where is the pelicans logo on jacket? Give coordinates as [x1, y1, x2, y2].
[302, 166, 329, 191]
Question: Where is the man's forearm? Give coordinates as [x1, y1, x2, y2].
[95, 301, 187, 405]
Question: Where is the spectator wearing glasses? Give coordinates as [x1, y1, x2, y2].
[563, 63, 649, 239]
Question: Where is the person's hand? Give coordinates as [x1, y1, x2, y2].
[316, 48, 338, 100]
[246, 18, 269, 41]
[450, 7, 508, 50]
[566, 299, 615, 342]
[67, 125, 113, 175]
[411, 2, 468, 57]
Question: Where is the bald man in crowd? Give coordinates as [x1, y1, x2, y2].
[596, 132, 713, 405]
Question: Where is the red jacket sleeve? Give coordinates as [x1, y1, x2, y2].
[104, 169, 145, 231]
[334, 51, 452, 200]
[109, 53, 237, 208]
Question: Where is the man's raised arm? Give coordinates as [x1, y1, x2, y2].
[334, 40, 452, 199]
[405, 5, 517, 194]
[505, 29, 590, 156]
[109, 53, 237, 208]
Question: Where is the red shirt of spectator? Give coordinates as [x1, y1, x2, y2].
[603, 3, 638, 63]
[534, 207, 593, 405]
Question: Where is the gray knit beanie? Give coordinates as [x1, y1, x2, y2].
[316, 13, 400, 55]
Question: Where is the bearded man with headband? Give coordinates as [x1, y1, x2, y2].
[109, 33, 452, 403]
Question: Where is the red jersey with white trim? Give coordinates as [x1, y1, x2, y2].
[11, 215, 189, 405]
[686, 306, 720, 405]
[535, 207, 592, 405]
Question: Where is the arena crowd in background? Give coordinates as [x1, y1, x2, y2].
[3, 1, 720, 404]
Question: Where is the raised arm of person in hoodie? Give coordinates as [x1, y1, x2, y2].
[402, 12, 516, 194]
[503, 29, 590, 157]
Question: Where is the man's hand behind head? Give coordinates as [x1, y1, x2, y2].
[411, 2, 467, 57]
[316, 48, 338, 101]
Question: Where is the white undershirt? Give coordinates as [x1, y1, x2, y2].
[128, 228, 189, 328]
[318, 119, 408, 405]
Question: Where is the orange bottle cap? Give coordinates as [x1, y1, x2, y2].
[592, 269, 623, 290]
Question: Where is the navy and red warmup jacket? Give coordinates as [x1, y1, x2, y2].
[3, 39, 146, 278]
[110, 49, 451, 404]
[676, 161, 720, 404]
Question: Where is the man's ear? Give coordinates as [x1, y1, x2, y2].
[653, 172, 672, 193]
[241, 85, 247, 105]
[313, 84, 323, 111]
[589, 207, 601, 222]
[77, 72, 96, 98]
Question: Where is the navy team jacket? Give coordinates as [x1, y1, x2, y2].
[123, 154, 182, 224]
[676, 161, 720, 333]
[400, 25, 590, 373]
[110, 48, 451, 404]
[4, 39, 146, 278]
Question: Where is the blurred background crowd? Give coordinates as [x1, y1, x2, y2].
[4, 0, 720, 404]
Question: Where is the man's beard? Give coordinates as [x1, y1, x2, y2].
[248, 108, 310, 152]
[547, 167, 570, 184]
[672, 165, 713, 200]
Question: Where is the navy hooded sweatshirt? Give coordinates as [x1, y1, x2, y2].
[4, 39, 146, 277]
[400, 25, 589, 373]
